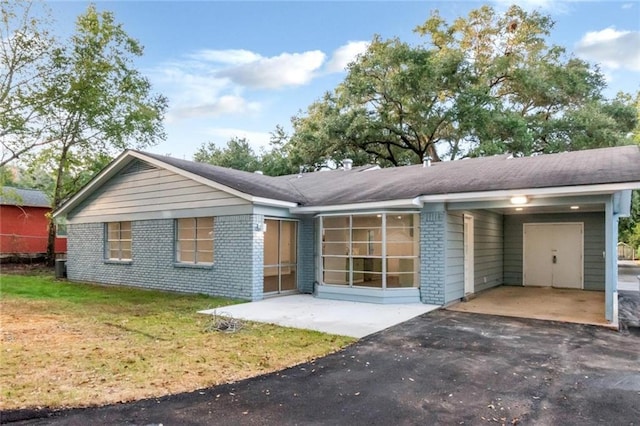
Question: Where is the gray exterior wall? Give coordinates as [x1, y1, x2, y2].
[420, 207, 446, 305]
[68, 160, 251, 224]
[445, 212, 463, 303]
[297, 215, 315, 294]
[473, 210, 504, 292]
[445, 210, 503, 303]
[66, 214, 265, 300]
[503, 212, 605, 290]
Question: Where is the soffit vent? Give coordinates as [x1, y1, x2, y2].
[121, 160, 157, 175]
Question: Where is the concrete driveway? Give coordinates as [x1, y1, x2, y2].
[8, 310, 639, 425]
[619, 260, 640, 292]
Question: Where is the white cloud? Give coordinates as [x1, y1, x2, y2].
[187, 49, 262, 65]
[168, 95, 260, 121]
[325, 41, 370, 73]
[622, 3, 634, 9]
[576, 28, 640, 71]
[205, 127, 272, 151]
[217, 50, 326, 89]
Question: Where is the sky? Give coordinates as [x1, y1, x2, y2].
[45, 1, 640, 160]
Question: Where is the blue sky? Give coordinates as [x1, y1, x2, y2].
[47, 1, 640, 159]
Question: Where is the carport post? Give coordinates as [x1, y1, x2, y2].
[604, 198, 617, 323]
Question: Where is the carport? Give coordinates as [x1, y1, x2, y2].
[447, 286, 609, 327]
[441, 189, 632, 328]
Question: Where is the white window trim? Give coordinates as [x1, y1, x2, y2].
[318, 211, 420, 290]
[175, 217, 214, 266]
[105, 221, 132, 261]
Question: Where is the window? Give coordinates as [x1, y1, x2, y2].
[55, 217, 68, 238]
[321, 213, 419, 289]
[176, 217, 214, 264]
[106, 221, 132, 260]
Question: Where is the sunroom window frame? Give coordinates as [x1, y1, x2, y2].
[319, 211, 419, 290]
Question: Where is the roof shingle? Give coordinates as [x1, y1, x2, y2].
[140, 145, 640, 207]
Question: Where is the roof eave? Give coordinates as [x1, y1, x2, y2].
[53, 150, 134, 218]
[290, 198, 423, 214]
[418, 182, 640, 203]
[54, 151, 296, 218]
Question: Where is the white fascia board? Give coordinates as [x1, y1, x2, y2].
[290, 197, 422, 214]
[252, 197, 298, 208]
[418, 182, 640, 203]
[53, 150, 134, 218]
[129, 151, 254, 202]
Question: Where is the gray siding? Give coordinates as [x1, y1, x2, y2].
[503, 212, 605, 290]
[66, 215, 264, 300]
[68, 161, 250, 223]
[445, 212, 464, 303]
[445, 210, 503, 303]
[473, 210, 504, 292]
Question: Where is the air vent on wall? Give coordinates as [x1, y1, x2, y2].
[121, 160, 157, 175]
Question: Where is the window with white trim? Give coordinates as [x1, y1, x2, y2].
[106, 221, 132, 260]
[321, 213, 419, 288]
[175, 217, 214, 264]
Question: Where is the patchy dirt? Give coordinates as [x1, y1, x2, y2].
[4, 310, 639, 425]
[0, 262, 53, 275]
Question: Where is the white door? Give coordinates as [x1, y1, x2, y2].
[464, 214, 474, 295]
[523, 223, 583, 289]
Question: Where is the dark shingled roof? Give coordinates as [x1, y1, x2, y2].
[141, 145, 640, 206]
[140, 152, 303, 203]
[0, 187, 50, 207]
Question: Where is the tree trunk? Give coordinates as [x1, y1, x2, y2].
[45, 215, 57, 266]
[45, 143, 71, 266]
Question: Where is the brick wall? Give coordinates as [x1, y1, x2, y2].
[67, 215, 264, 300]
[297, 216, 315, 293]
[420, 210, 446, 305]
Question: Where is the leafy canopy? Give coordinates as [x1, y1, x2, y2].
[286, 4, 637, 168]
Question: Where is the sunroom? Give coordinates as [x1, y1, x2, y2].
[314, 211, 422, 304]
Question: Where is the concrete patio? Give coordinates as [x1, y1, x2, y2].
[199, 295, 439, 338]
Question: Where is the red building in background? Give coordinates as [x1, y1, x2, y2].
[0, 187, 67, 261]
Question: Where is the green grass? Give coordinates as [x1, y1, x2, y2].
[0, 274, 355, 410]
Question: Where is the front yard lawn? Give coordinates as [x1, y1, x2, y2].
[0, 274, 354, 411]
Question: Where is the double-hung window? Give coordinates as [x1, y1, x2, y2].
[176, 217, 214, 265]
[106, 221, 132, 260]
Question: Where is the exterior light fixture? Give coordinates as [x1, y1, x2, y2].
[570, 206, 580, 210]
[510, 195, 528, 205]
[515, 207, 524, 211]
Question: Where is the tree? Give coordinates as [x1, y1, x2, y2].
[194, 128, 300, 176]
[194, 137, 261, 172]
[259, 125, 300, 176]
[0, 0, 58, 167]
[287, 5, 637, 167]
[22, 5, 167, 264]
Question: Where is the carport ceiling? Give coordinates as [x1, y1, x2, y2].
[494, 203, 604, 215]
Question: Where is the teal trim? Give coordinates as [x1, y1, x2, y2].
[604, 197, 616, 322]
[316, 285, 420, 304]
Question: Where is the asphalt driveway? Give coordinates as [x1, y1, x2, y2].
[5, 310, 639, 425]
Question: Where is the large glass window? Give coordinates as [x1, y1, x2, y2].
[321, 213, 419, 289]
[106, 221, 132, 260]
[176, 217, 214, 265]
